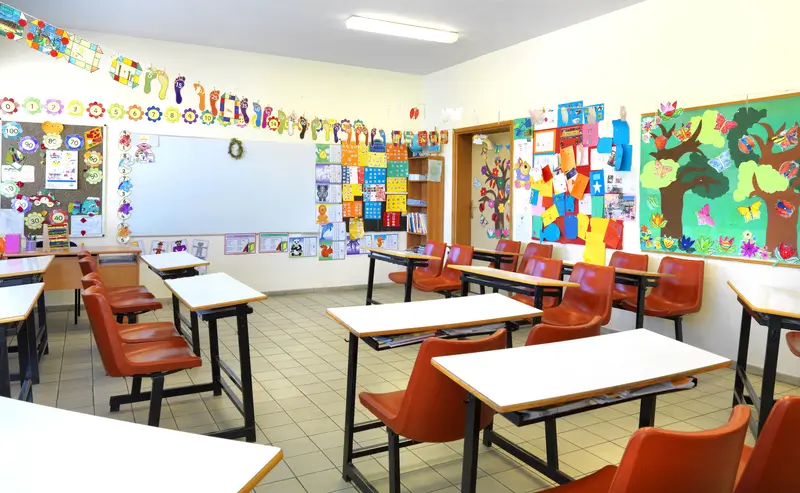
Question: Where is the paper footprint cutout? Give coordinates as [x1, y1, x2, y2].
[174, 76, 185, 105]
[277, 110, 287, 135]
[299, 116, 308, 139]
[209, 90, 220, 116]
[333, 123, 341, 143]
[252, 102, 263, 128]
[194, 82, 206, 112]
[354, 126, 361, 145]
[311, 118, 321, 140]
[323, 120, 332, 141]
[240, 98, 250, 125]
[370, 128, 377, 147]
[345, 128, 353, 144]
[262, 106, 273, 129]
[379, 129, 386, 145]
[287, 112, 296, 136]
[144, 68, 158, 95]
[156, 69, 169, 100]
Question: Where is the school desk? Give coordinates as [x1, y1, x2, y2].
[141, 252, 210, 355]
[431, 329, 730, 491]
[0, 397, 283, 493]
[327, 294, 538, 493]
[5, 247, 141, 324]
[728, 281, 800, 437]
[158, 273, 266, 442]
[449, 265, 578, 309]
[471, 247, 521, 293]
[562, 260, 673, 329]
[362, 247, 440, 304]
[0, 283, 43, 401]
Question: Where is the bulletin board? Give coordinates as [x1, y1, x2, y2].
[1, 120, 105, 237]
[639, 93, 800, 267]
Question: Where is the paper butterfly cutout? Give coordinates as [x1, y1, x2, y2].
[714, 113, 738, 135]
[473, 177, 481, 189]
[654, 160, 673, 178]
[672, 122, 693, 142]
[708, 150, 732, 173]
[776, 199, 795, 219]
[738, 135, 755, 154]
[696, 204, 715, 227]
[774, 124, 799, 150]
[737, 201, 762, 222]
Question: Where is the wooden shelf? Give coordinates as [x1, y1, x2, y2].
[408, 204, 427, 208]
[406, 154, 443, 249]
[406, 231, 427, 236]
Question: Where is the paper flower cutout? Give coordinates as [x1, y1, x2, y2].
[267, 116, 280, 131]
[18, 136, 38, 153]
[2, 122, 21, 139]
[1, 181, 20, 198]
[0, 97, 19, 115]
[65, 100, 83, 117]
[218, 116, 232, 128]
[127, 105, 143, 121]
[23, 97, 41, 115]
[87, 101, 105, 119]
[45, 99, 63, 115]
[165, 107, 180, 123]
[84, 151, 102, 167]
[64, 134, 83, 150]
[84, 168, 103, 185]
[14, 195, 32, 213]
[200, 110, 215, 126]
[146, 106, 162, 123]
[108, 103, 125, 120]
[24, 210, 46, 230]
[182, 108, 198, 124]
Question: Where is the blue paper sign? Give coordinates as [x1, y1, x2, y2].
[590, 170, 605, 196]
[564, 215, 578, 239]
[612, 119, 630, 146]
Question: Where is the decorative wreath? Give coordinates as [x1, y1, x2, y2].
[228, 138, 244, 160]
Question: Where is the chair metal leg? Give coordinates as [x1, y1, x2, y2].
[387, 428, 401, 493]
[74, 289, 80, 324]
[148, 375, 165, 427]
[674, 317, 683, 342]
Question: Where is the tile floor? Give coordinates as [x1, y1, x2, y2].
[14, 284, 798, 493]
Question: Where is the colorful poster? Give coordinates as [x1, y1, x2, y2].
[316, 183, 342, 203]
[45, 150, 78, 189]
[191, 238, 210, 259]
[258, 233, 288, 253]
[288, 236, 318, 258]
[224, 233, 256, 255]
[319, 240, 346, 260]
[319, 221, 347, 242]
[315, 164, 342, 184]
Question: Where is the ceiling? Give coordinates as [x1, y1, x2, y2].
[12, 0, 644, 75]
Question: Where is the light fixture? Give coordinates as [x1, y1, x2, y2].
[345, 16, 458, 44]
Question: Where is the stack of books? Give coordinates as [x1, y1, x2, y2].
[408, 212, 427, 234]
[371, 332, 436, 349]
[408, 173, 428, 181]
[407, 198, 427, 207]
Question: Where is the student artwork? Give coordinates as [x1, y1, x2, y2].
[150, 240, 168, 254]
[5, 145, 24, 168]
[110, 56, 143, 88]
[476, 143, 511, 239]
[118, 176, 132, 197]
[135, 143, 154, 163]
[639, 92, 800, 264]
[219, 93, 240, 123]
[63, 34, 103, 72]
[116, 223, 131, 243]
[26, 19, 68, 58]
[0, 3, 26, 40]
[84, 127, 103, 149]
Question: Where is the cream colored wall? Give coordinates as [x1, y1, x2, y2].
[0, 31, 424, 301]
[424, 0, 800, 378]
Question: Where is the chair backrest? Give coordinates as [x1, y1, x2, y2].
[561, 263, 615, 325]
[419, 241, 447, 277]
[394, 329, 507, 443]
[82, 286, 128, 377]
[651, 256, 705, 312]
[734, 396, 800, 493]
[608, 405, 750, 493]
[609, 252, 649, 298]
[439, 244, 474, 283]
[526, 316, 602, 346]
[78, 256, 97, 276]
[81, 273, 108, 293]
[495, 239, 521, 272]
[523, 256, 563, 280]
[518, 243, 554, 273]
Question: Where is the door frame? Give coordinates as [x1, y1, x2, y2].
[451, 120, 515, 246]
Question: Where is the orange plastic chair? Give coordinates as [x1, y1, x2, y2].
[785, 332, 800, 358]
[609, 252, 649, 303]
[510, 257, 563, 309]
[734, 396, 800, 493]
[83, 287, 201, 427]
[526, 316, 602, 346]
[413, 244, 474, 296]
[388, 241, 446, 285]
[549, 405, 751, 493]
[359, 329, 507, 491]
[495, 239, 521, 272]
[81, 273, 162, 323]
[542, 263, 614, 326]
[518, 243, 554, 273]
[78, 257, 154, 297]
[619, 256, 704, 341]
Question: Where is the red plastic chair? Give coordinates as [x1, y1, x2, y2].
[413, 244, 474, 297]
[609, 252, 649, 303]
[510, 257, 563, 309]
[359, 329, 507, 491]
[550, 405, 751, 492]
[734, 396, 800, 492]
[619, 256, 704, 341]
[81, 273, 162, 323]
[526, 316, 602, 346]
[542, 263, 614, 326]
[518, 243, 554, 273]
[495, 239, 521, 272]
[78, 257, 153, 297]
[388, 241, 446, 285]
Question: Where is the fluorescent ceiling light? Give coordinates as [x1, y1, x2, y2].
[346, 16, 458, 44]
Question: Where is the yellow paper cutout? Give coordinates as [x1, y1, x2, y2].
[583, 231, 607, 265]
[560, 146, 576, 172]
[577, 213, 590, 239]
[531, 179, 554, 198]
[589, 217, 609, 238]
[342, 184, 362, 202]
[368, 152, 387, 168]
[386, 194, 407, 213]
[542, 205, 559, 227]
[357, 143, 369, 166]
[386, 177, 408, 193]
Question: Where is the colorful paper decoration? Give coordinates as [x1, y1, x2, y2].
[219, 93, 240, 123]
[63, 34, 102, 72]
[26, 19, 68, 58]
[110, 55, 143, 88]
[84, 127, 103, 150]
[0, 3, 27, 41]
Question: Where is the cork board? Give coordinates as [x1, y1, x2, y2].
[1, 121, 105, 237]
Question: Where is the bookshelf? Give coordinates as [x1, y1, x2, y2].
[407, 155, 444, 250]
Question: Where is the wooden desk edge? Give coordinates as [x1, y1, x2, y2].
[239, 450, 284, 493]
[165, 283, 268, 312]
[473, 249, 521, 256]
[143, 259, 211, 271]
[432, 358, 732, 414]
[449, 265, 579, 288]
[0, 283, 45, 325]
[364, 247, 440, 261]
[727, 281, 800, 319]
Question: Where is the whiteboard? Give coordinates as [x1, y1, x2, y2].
[127, 135, 316, 236]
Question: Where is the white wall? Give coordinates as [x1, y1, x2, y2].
[424, 0, 800, 378]
[0, 31, 424, 299]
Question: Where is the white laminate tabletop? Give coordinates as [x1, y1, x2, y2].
[327, 293, 540, 337]
[364, 247, 440, 261]
[728, 281, 800, 319]
[141, 252, 209, 271]
[0, 283, 44, 324]
[0, 397, 283, 493]
[473, 247, 520, 257]
[0, 256, 53, 279]
[449, 265, 579, 288]
[432, 329, 730, 413]
[165, 272, 267, 311]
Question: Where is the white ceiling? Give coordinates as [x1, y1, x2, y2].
[12, 0, 644, 75]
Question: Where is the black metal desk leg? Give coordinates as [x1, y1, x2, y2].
[534, 286, 544, 310]
[342, 333, 359, 481]
[759, 315, 782, 434]
[460, 393, 482, 493]
[403, 261, 414, 303]
[0, 326, 10, 398]
[460, 278, 470, 297]
[365, 257, 376, 305]
[732, 306, 751, 408]
[190, 311, 200, 356]
[20, 315, 34, 401]
[171, 294, 181, 332]
[235, 305, 256, 442]
[635, 280, 646, 329]
[36, 290, 47, 356]
[74, 289, 80, 324]
[208, 318, 222, 396]
[545, 419, 559, 468]
[639, 395, 657, 428]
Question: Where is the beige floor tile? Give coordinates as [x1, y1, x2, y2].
[558, 449, 611, 475]
[286, 450, 336, 477]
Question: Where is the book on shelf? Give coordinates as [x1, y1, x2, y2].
[407, 199, 427, 207]
[407, 212, 427, 235]
[371, 332, 436, 348]
[409, 174, 428, 181]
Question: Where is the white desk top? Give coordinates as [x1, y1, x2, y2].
[327, 293, 540, 337]
[449, 265, 579, 288]
[562, 260, 671, 278]
[141, 252, 209, 271]
[432, 329, 730, 413]
[0, 397, 282, 493]
[165, 272, 267, 311]
[473, 247, 520, 257]
[728, 281, 800, 318]
[363, 247, 440, 261]
[0, 283, 44, 324]
[0, 256, 53, 279]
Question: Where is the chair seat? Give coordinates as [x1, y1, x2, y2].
[787, 333, 800, 357]
[549, 465, 617, 492]
[389, 271, 436, 285]
[108, 285, 154, 298]
[620, 294, 697, 317]
[118, 322, 182, 343]
[612, 289, 637, 303]
[736, 444, 754, 483]
[110, 297, 163, 314]
[413, 277, 461, 293]
[122, 338, 202, 374]
[359, 390, 406, 429]
[541, 306, 596, 326]
[510, 293, 558, 309]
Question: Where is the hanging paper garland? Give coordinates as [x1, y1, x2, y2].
[110, 55, 143, 89]
[200, 110, 215, 126]
[182, 108, 198, 124]
[63, 34, 103, 73]
[164, 107, 180, 123]
[45, 98, 63, 115]
[26, 19, 69, 58]
[0, 3, 27, 40]
[117, 199, 132, 220]
[127, 105, 143, 121]
[87, 101, 105, 119]
[67, 100, 83, 117]
[146, 106, 162, 123]
[0, 97, 19, 115]
[228, 138, 244, 160]
[23, 97, 41, 114]
[108, 103, 124, 120]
